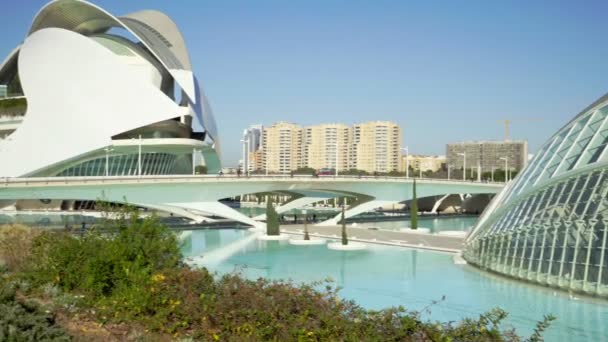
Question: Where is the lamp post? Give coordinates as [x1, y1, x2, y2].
[138, 134, 142, 177]
[491, 166, 495, 182]
[457, 151, 466, 181]
[104, 146, 114, 177]
[400, 146, 409, 178]
[447, 164, 451, 180]
[499, 156, 509, 183]
[240, 138, 245, 175]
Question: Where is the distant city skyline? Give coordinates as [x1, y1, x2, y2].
[3, 0, 608, 166]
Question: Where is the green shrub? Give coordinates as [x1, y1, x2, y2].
[410, 179, 418, 230]
[26, 206, 180, 301]
[266, 198, 280, 236]
[0, 281, 70, 341]
[341, 206, 348, 245]
[0, 224, 41, 272]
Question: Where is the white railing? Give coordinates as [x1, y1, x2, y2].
[0, 174, 506, 187]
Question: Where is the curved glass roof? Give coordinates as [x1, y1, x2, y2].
[501, 95, 608, 207]
[468, 92, 608, 241]
[90, 36, 134, 56]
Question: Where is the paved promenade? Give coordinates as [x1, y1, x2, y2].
[281, 224, 465, 254]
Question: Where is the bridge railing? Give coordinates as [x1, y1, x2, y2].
[0, 174, 506, 187]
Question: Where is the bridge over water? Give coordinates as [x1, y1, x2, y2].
[0, 175, 503, 227]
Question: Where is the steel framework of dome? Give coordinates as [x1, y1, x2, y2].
[465, 93, 608, 297]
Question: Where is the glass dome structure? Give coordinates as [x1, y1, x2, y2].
[464, 93, 608, 297]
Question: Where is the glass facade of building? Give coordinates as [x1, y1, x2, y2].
[464, 93, 608, 297]
[55, 153, 190, 177]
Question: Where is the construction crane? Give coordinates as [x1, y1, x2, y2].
[498, 118, 543, 141]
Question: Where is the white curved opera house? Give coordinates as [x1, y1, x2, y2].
[0, 0, 220, 178]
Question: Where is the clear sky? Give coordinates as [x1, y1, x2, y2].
[3, 0, 608, 166]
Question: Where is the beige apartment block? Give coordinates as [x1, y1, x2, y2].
[250, 150, 263, 172]
[400, 155, 446, 173]
[302, 123, 351, 171]
[256, 120, 402, 174]
[350, 121, 402, 173]
[261, 122, 302, 173]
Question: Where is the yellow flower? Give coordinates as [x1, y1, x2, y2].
[151, 273, 166, 282]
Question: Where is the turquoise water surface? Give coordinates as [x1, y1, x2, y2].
[237, 206, 478, 233]
[181, 229, 608, 341]
[356, 215, 478, 232]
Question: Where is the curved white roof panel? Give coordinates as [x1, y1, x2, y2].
[121, 9, 192, 70]
[23, 0, 218, 146]
[0, 0, 221, 176]
[29, 1, 196, 105]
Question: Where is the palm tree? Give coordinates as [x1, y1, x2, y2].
[410, 179, 418, 230]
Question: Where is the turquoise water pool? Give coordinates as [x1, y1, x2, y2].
[356, 215, 478, 232]
[237, 206, 478, 233]
[181, 229, 608, 341]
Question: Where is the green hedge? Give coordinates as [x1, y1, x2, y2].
[0, 97, 27, 116]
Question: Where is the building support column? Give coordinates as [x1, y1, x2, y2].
[253, 195, 336, 220]
[166, 201, 263, 228]
[431, 194, 451, 214]
[136, 202, 216, 223]
[316, 199, 396, 226]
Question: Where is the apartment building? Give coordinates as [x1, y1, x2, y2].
[254, 120, 402, 174]
[241, 124, 263, 173]
[302, 123, 351, 172]
[446, 140, 528, 173]
[401, 155, 446, 173]
[261, 122, 302, 173]
[350, 121, 401, 173]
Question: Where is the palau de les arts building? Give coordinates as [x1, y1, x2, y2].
[2, 0, 608, 298]
[0, 0, 220, 180]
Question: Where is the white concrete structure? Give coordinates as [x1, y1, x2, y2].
[0, 175, 502, 227]
[0, 0, 220, 178]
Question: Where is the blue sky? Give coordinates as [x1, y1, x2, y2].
[3, 0, 608, 166]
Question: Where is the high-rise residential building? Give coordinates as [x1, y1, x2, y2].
[350, 121, 402, 173]
[302, 123, 351, 172]
[241, 124, 262, 172]
[256, 120, 402, 174]
[262, 122, 302, 173]
[446, 140, 528, 174]
[400, 155, 446, 173]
